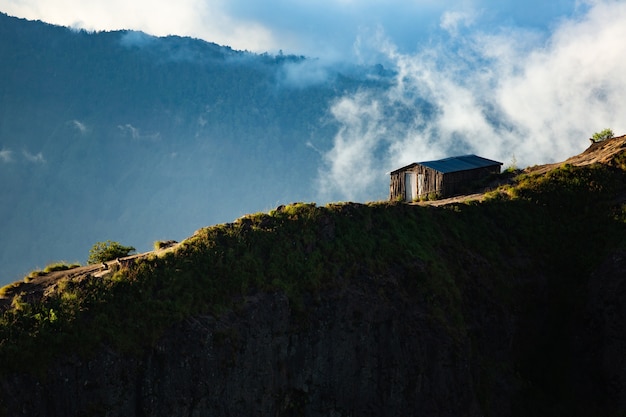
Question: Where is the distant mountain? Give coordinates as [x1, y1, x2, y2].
[0, 13, 392, 283]
[0, 137, 625, 416]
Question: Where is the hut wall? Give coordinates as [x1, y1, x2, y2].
[390, 164, 500, 201]
[413, 165, 443, 198]
[389, 171, 404, 200]
[389, 165, 443, 201]
[441, 166, 500, 197]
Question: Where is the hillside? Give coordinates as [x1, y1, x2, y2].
[424, 134, 626, 206]
[527, 134, 626, 174]
[0, 12, 394, 283]
[0, 136, 625, 416]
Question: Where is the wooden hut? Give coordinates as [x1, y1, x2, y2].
[389, 154, 503, 201]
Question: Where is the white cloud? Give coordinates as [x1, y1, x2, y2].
[23, 150, 45, 163]
[0, 149, 13, 163]
[440, 10, 477, 35]
[315, 0, 626, 202]
[119, 31, 155, 48]
[278, 59, 338, 88]
[118, 124, 140, 139]
[70, 119, 88, 134]
[317, 93, 388, 201]
[117, 124, 160, 141]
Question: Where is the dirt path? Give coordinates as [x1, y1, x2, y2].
[418, 192, 488, 206]
[0, 252, 160, 311]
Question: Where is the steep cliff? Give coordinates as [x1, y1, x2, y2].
[1, 137, 625, 416]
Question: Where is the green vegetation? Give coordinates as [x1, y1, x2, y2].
[42, 261, 81, 273]
[153, 240, 177, 250]
[0, 156, 625, 415]
[591, 128, 614, 142]
[87, 241, 136, 264]
[22, 261, 82, 280]
[505, 155, 518, 172]
[420, 191, 441, 201]
[0, 282, 23, 298]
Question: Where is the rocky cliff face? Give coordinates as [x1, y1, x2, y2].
[3, 250, 625, 417]
[2, 246, 626, 417]
[1, 281, 487, 416]
[582, 249, 626, 412]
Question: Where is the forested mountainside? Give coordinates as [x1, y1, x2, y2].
[0, 12, 395, 283]
[0, 137, 625, 416]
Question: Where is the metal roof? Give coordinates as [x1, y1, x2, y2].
[417, 154, 502, 174]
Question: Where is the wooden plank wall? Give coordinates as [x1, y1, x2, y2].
[389, 171, 404, 200]
[390, 165, 500, 201]
[389, 166, 444, 200]
[414, 165, 443, 198]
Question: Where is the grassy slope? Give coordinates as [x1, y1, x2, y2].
[0, 158, 625, 413]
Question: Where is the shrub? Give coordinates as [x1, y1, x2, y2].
[154, 240, 178, 250]
[427, 191, 441, 201]
[26, 269, 46, 279]
[591, 128, 614, 143]
[0, 282, 24, 298]
[88, 241, 136, 264]
[43, 261, 81, 273]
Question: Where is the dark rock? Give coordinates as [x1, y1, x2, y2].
[0, 288, 485, 417]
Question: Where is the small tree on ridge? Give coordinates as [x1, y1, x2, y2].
[88, 240, 136, 264]
[591, 128, 614, 143]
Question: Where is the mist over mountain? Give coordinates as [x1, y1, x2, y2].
[0, 13, 398, 283]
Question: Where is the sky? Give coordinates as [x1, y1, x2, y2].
[2, 0, 626, 202]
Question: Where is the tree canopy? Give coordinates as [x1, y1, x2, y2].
[87, 241, 136, 264]
[591, 128, 614, 143]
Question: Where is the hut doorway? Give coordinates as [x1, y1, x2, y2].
[405, 172, 417, 201]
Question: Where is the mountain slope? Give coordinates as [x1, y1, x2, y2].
[0, 137, 625, 416]
[0, 12, 393, 283]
